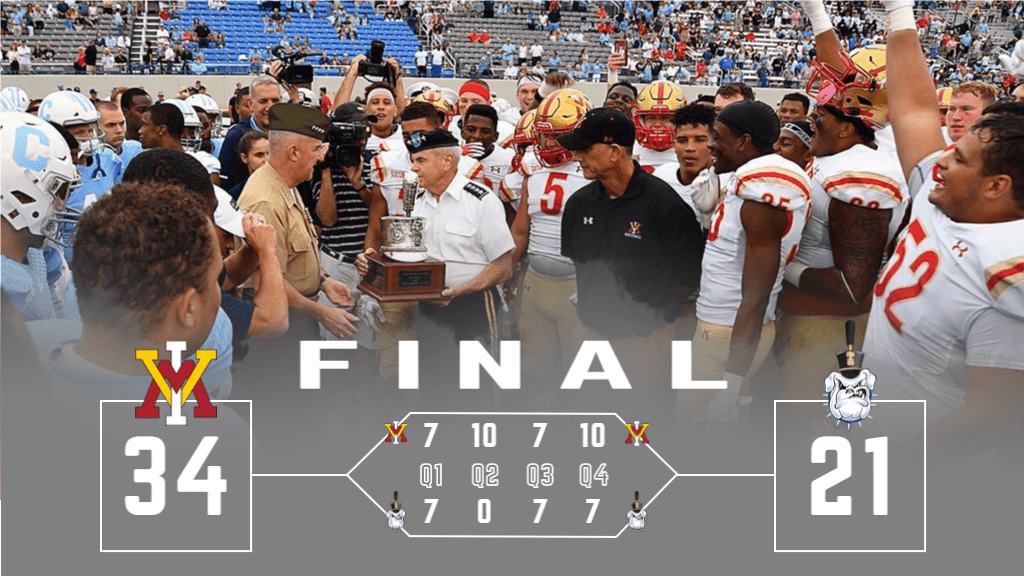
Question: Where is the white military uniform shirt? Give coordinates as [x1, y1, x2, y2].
[411, 172, 515, 287]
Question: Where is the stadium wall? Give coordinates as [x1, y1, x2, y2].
[6, 75, 803, 110]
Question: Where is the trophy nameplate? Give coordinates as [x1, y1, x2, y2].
[358, 172, 446, 301]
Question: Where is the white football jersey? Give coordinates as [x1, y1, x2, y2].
[367, 128, 405, 154]
[475, 145, 516, 197]
[525, 161, 589, 268]
[633, 144, 677, 173]
[652, 162, 718, 228]
[696, 154, 812, 326]
[189, 150, 221, 176]
[370, 149, 484, 215]
[864, 151, 1024, 437]
[500, 148, 543, 205]
[795, 143, 908, 269]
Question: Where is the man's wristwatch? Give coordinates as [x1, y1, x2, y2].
[319, 273, 330, 290]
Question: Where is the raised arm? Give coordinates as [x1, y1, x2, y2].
[880, 0, 947, 180]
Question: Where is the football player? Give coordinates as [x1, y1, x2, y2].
[1, 112, 81, 321]
[499, 109, 542, 214]
[461, 104, 515, 198]
[632, 80, 689, 173]
[38, 90, 123, 261]
[864, 0, 1024, 462]
[776, 29, 909, 410]
[652, 103, 720, 229]
[186, 92, 226, 158]
[677, 100, 812, 428]
[510, 89, 592, 387]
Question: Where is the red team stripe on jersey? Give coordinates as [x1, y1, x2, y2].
[736, 170, 811, 201]
[468, 163, 484, 180]
[985, 257, 1024, 300]
[371, 156, 387, 183]
[823, 175, 904, 203]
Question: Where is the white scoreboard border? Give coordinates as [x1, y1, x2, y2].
[99, 399, 253, 553]
[347, 411, 682, 539]
[772, 399, 927, 554]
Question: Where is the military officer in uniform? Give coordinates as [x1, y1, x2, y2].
[236, 103, 358, 467]
[358, 129, 515, 410]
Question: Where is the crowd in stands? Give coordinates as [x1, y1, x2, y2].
[0, 0, 1020, 91]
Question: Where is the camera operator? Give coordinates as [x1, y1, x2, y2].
[301, 102, 386, 285]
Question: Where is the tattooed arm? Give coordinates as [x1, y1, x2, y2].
[797, 201, 892, 305]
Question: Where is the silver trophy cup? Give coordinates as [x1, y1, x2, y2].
[381, 172, 427, 254]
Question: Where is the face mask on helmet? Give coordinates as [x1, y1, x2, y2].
[180, 126, 202, 153]
[207, 111, 224, 139]
[1, 112, 83, 241]
[634, 112, 675, 151]
[633, 81, 687, 151]
[533, 89, 592, 168]
[70, 121, 107, 157]
[806, 49, 889, 131]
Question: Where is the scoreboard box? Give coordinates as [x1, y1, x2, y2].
[350, 412, 675, 537]
[773, 400, 926, 553]
[100, 400, 252, 553]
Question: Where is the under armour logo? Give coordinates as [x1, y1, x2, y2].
[951, 241, 968, 258]
[583, 217, 594, 225]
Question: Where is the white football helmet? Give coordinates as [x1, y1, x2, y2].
[1, 93, 17, 112]
[1, 112, 82, 239]
[163, 99, 203, 152]
[2, 86, 30, 111]
[38, 91, 105, 157]
[185, 93, 223, 138]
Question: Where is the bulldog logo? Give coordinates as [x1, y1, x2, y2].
[824, 369, 876, 427]
[823, 320, 878, 428]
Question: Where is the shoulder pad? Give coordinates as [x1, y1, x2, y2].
[463, 180, 490, 200]
[500, 173, 522, 202]
[815, 149, 906, 209]
[462, 158, 485, 182]
[734, 155, 810, 210]
[984, 256, 1024, 320]
[370, 154, 388, 184]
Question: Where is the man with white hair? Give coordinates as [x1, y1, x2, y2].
[238, 103, 357, 341]
[237, 103, 359, 464]
[357, 128, 514, 407]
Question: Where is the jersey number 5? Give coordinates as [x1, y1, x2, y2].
[873, 218, 939, 333]
[540, 172, 569, 215]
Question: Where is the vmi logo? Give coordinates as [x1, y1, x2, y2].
[135, 341, 218, 425]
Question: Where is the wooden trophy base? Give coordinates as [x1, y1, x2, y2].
[358, 253, 446, 302]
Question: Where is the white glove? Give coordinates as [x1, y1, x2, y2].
[999, 39, 1024, 77]
[881, 0, 914, 11]
[695, 373, 752, 429]
[800, 0, 832, 36]
[354, 293, 387, 349]
[462, 142, 486, 158]
[689, 168, 720, 215]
